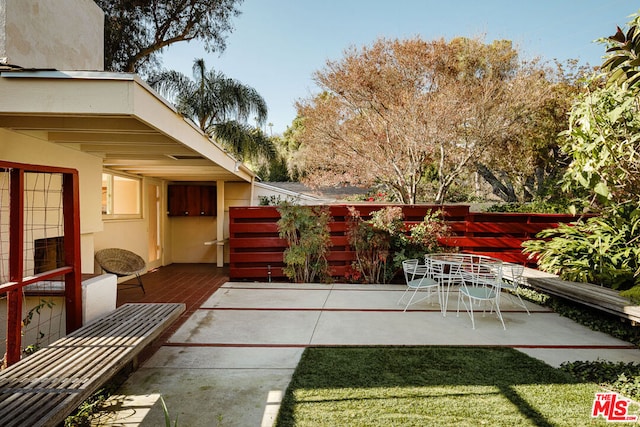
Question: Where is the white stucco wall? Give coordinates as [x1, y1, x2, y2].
[1, 132, 255, 270]
[93, 219, 150, 272]
[0, 0, 104, 70]
[1, 128, 103, 273]
[226, 182, 253, 210]
[169, 216, 218, 263]
[163, 182, 253, 264]
[0, 128, 103, 233]
[253, 182, 325, 206]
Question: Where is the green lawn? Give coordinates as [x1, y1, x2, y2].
[275, 346, 629, 426]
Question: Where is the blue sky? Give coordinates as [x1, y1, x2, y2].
[161, 0, 637, 135]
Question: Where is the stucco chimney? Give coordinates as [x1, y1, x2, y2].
[0, 0, 104, 70]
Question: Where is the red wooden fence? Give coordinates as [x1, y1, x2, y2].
[229, 204, 581, 281]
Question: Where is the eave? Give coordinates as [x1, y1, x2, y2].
[0, 71, 255, 182]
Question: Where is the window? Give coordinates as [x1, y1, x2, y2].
[102, 172, 141, 219]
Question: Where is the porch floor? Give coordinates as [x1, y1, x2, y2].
[116, 263, 229, 361]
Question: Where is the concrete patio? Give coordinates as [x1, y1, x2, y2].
[95, 280, 640, 426]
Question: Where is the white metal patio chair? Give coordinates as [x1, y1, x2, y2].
[500, 263, 530, 315]
[456, 256, 505, 330]
[425, 253, 464, 316]
[398, 258, 441, 312]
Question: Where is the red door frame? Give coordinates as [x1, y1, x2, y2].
[1, 161, 82, 366]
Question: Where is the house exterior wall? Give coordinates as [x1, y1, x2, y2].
[1, 128, 103, 273]
[164, 182, 253, 264]
[226, 182, 253, 209]
[1, 128, 256, 273]
[0, 0, 104, 70]
[169, 217, 218, 263]
[253, 182, 325, 205]
[93, 219, 150, 272]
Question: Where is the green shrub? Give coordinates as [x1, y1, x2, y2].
[522, 206, 640, 290]
[346, 206, 452, 283]
[277, 203, 333, 283]
[389, 209, 453, 275]
[485, 200, 569, 213]
[620, 285, 640, 304]
[561, 360, 640, 401]
[345, 206, 399, 284]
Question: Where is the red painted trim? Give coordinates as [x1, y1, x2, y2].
[63, 172, 82, 332]
[1, 162, 82, 366]
[0, 266, 73, 293]
[6, 169, 24, 366]
[162, 342, 638, 349]
[0, 160, 79, 175]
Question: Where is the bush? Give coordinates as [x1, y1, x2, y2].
[345, 206, 398, 284]
[346, 206, 452, 283]
[561, 360, 640, 401]
[277, 203, 333, 283]
[485, 200, 570, 213]
[522, 206, 640, 290]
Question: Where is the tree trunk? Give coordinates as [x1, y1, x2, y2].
[476, 164, 517, 202]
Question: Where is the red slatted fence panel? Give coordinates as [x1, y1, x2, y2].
[229, 205, 581, 281]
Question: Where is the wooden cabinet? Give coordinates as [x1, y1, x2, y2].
[168, 185, 216, 216]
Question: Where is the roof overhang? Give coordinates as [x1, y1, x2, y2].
[0, 71, 255, 182]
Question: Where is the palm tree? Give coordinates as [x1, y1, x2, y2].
[149, 58, 275, 162]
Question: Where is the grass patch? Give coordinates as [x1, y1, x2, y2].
[276, 346, 623, 426]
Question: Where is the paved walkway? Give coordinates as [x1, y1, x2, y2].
[97, 281, 640, 426]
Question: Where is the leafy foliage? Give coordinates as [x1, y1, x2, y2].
[295, 36, 580, 204]
[522, 207, 640, 289]
[277, 203, 332, 283]
[345, 207, 400, 284]
[484, 200, 571, 214]
[346, 206, 452, 283]
[258, 195, 284, 206]
[560, 84, 640, 207]
[160, 395, 179, 427]
[524, 12, 640, 289]
[64, 380, 125, 427]
[97, 0, 243, 74]
[389, 210, 453, 271]
[149, 58, 274, 163]
[601, 12, 640, 89]
[266, 117, 305, 182]
[561, 360, 640, 401]
[22, 299, 55, 356]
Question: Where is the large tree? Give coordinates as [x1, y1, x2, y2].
[96, 0, 243, 74]
[475, 60, 587, 202]
[296, 38, 448, 204]
[150, 58, 275, 162]
[296, 37, 562, 204]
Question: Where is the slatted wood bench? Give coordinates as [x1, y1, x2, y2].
[0, 302, 185, 427]
[517, 267, 640, 325]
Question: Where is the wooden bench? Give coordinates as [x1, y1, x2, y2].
[517, 267, 640, 325]
[0, 302, 185, 427]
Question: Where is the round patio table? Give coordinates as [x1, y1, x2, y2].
[424, 253, 503, 317]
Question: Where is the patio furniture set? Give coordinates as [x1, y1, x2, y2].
[398, 253, 530, 330]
